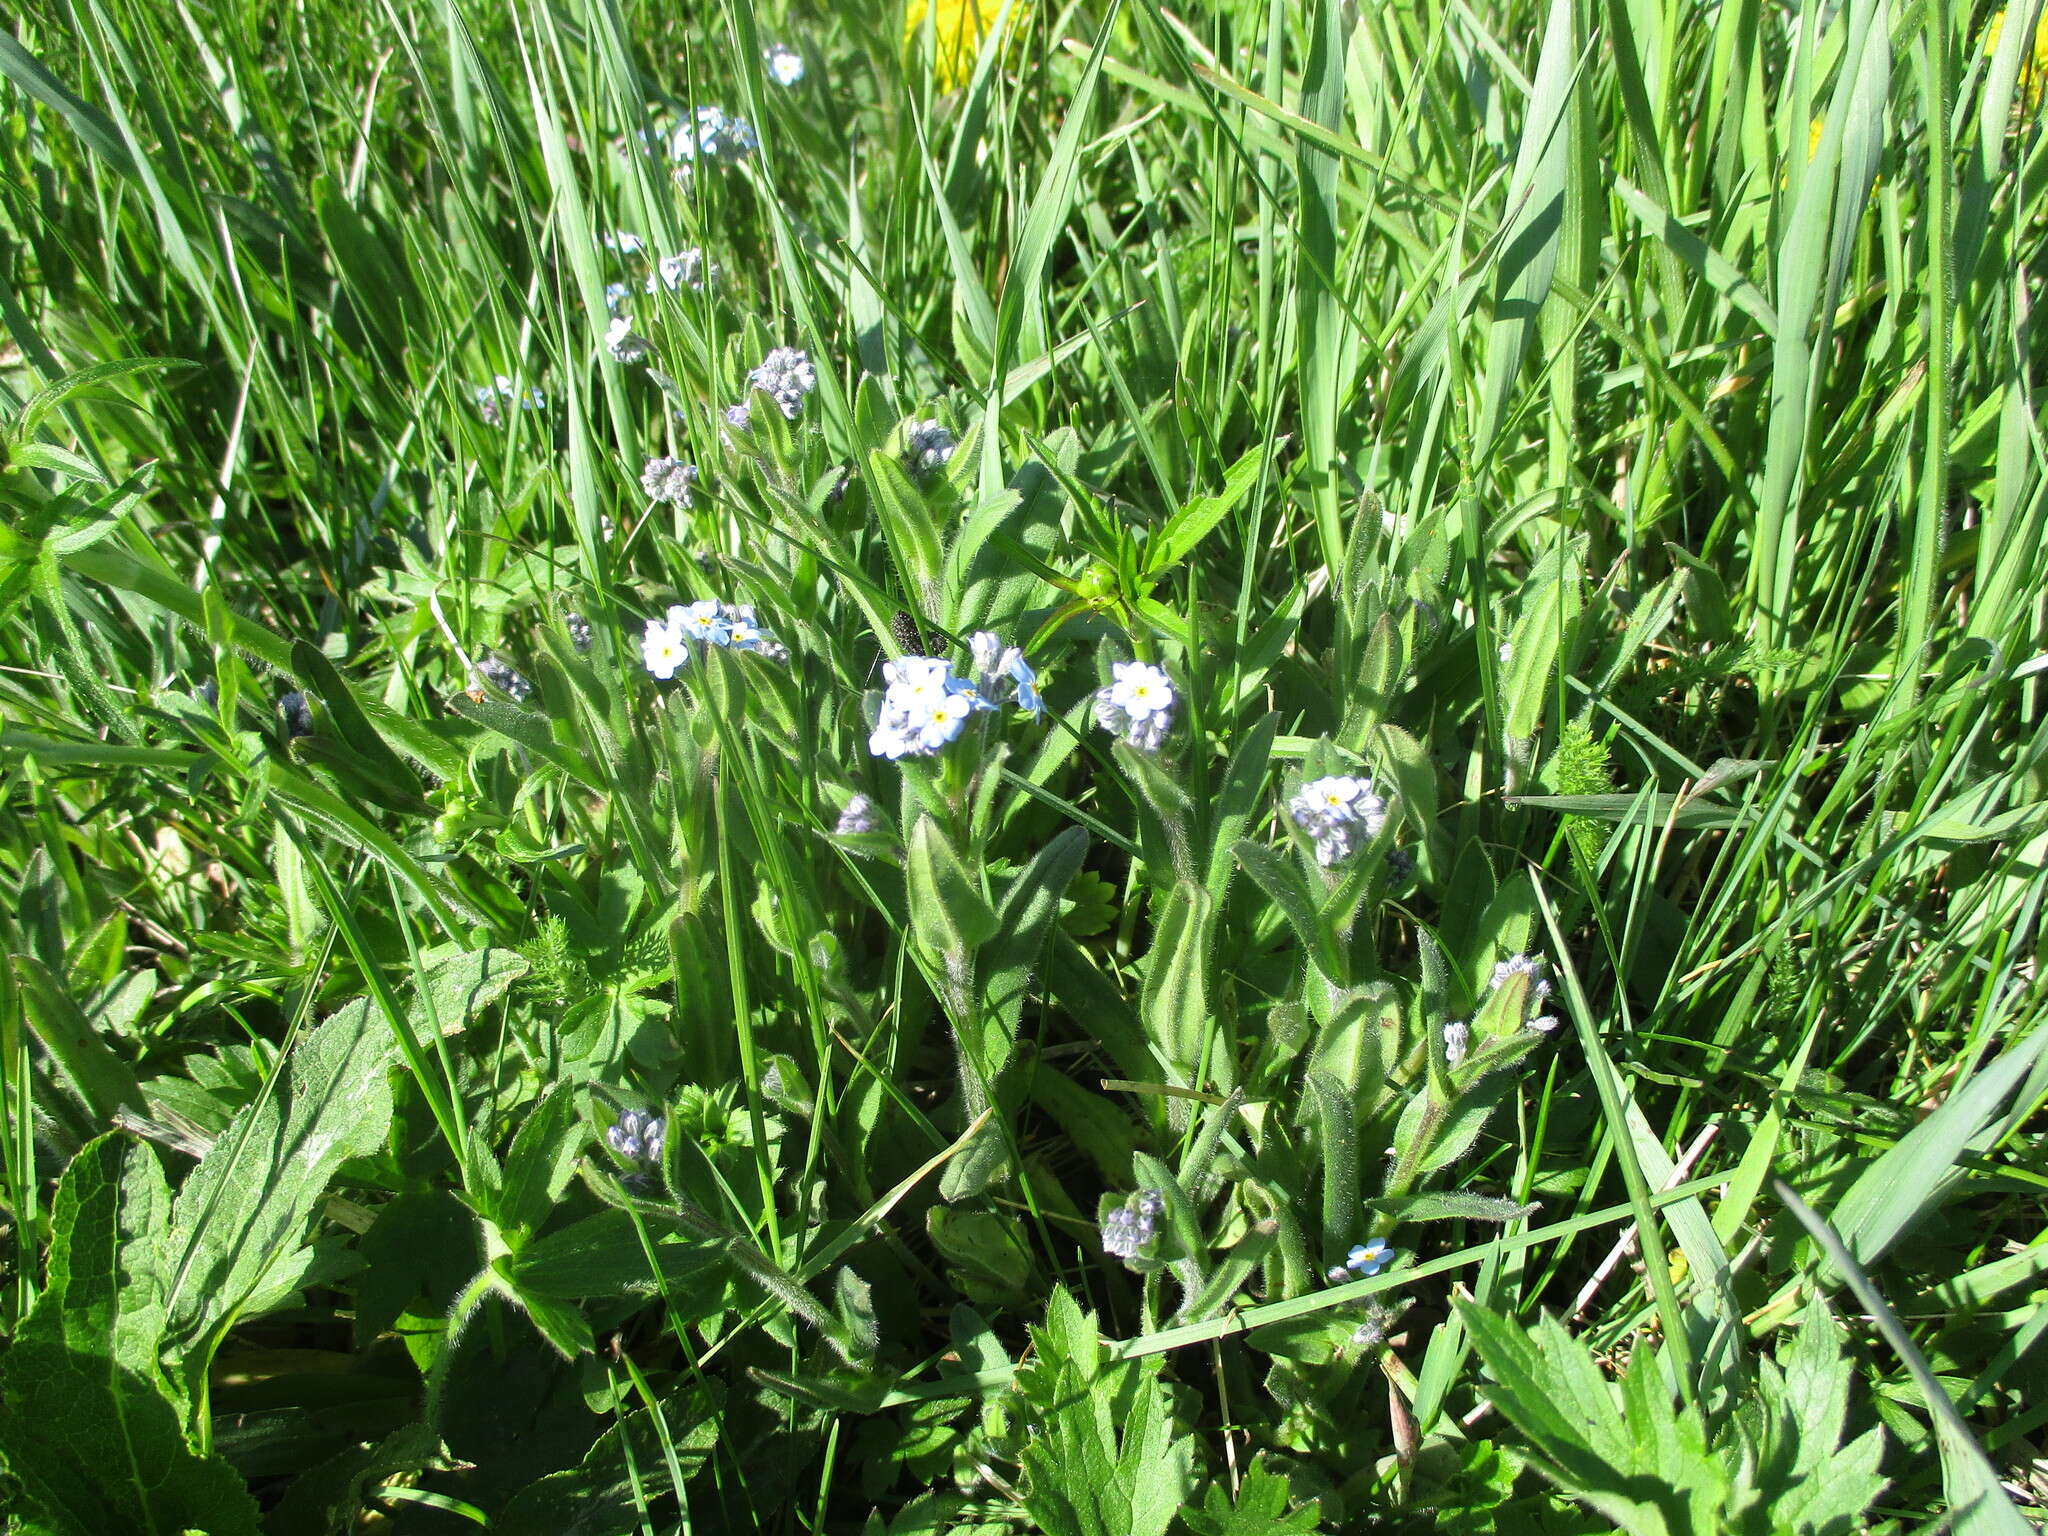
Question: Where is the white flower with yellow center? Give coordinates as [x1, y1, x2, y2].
[641, 617, 688, 680]
[1108, 661, 1174, 721]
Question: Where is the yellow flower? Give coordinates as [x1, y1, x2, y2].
[1985, 6, 2048, 112]
[903, 0, 1027, 92]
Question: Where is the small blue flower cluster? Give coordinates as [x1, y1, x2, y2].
[1324, 1236, 1395, 1284]
[835, 794, 881, 836]
[641, 456, 698, 506]
[473, 374, 545, 424]
[746, 347, 817, 420]
[867, 632, 1041, 760]
[1092, 661, 1175, 752]
[642, 600, 789, 679]
[670, 105, 758, 165]
[1288, 774, 1389, 866]
[903, 418, 957, 475]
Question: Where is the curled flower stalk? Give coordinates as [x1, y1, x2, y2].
[1100, 1189, 1165, 1263]
[473, 654, 533, 704]
[834, 794, 881, 837]
[903, 417, 957, 475]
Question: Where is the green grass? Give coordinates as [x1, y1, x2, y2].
[1, 0, 2045, 1528]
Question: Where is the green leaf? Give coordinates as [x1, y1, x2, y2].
[906, 816, 998, 980]
[0, 1137, 262, 1536]
[0, 33, 139, 181]
[1500, 546, 1580, 742]
[493, 1255, 595, 1357]
[1233, 840, 1341, 982]
[1777, 1183, 2024, 1535]
[1203, 714, 1278, 903]
[1180, 1458, 1320, 1536]
[1139, 883, 1214, 1084]
[991, 5, 1117, 378]
[11, 954, 146, 1124]
[411, 946, 529, 1039]
[1372, 1191, 1540, 1224]
[1016, 1287, 1194, 1536]
[866, 448, 946, 614]
[9, 441, 106, 481]
[1472, 0, 1578, 462]
[928, 1207, 1035, 1305]
[288, 640, 427, 803]
[1457, 1301, 1710, 1534]
[981, 827, 1089, 1069]
[500, 1209, 722, 1302]
[445, 693, 602, 792]
[1507, 792, 1752, 830]
[492, 1087, 578, 1243]
[1765, 1296, 1889, 1534]
[495, 1384, 723, 1535]
[1148, 438, 1279, 573]
[1117, 740, 1197, 887]
[1826, 1025, 2048, 1274]
[158, 998, 396, 1388]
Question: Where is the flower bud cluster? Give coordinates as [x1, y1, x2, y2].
[746, 347, 818, 420]
[1100, 1189, 1166, 1261]
[474, 654, 533, 704]
[641, 456, 699, 506]
[1490, 953, 1560, 1033]
[835, 794, 881, 837]
[606, 1110, 666, 1168]
[904, 418, 958, 475]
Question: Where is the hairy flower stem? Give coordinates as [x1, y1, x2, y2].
[1381, 1095, 1449, 1209]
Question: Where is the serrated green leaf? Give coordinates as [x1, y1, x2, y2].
[1181, 1458, 1320, 1536]
[0, 1137, 261, 1536]
[1017, 1288, 1193, 1536]
[159, 998, 395, 1387]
